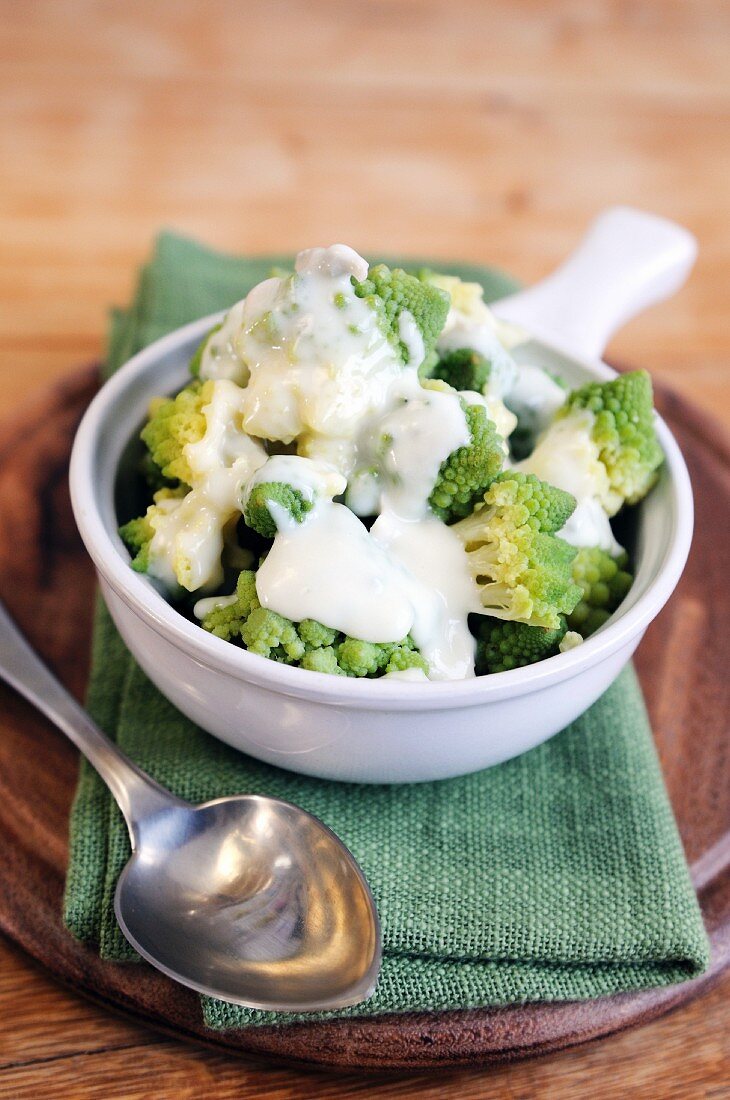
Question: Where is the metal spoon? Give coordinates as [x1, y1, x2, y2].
[0, 602, 381, 1012]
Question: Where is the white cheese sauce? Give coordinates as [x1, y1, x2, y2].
[235, 245, 405, 472]
[193, 592, 238, 619]
[147, 380, 267, 592]
[438, 319, 518, 397]
[371, 376, 470, 521]
[516, 411, 610, 503]
[241, 454, 346, 520]
[506, 365, 566, 439]
[558, 497, 624, 556]
[398, 310, 426, 370]
[370, 512, 479, 680]
[344, 467, 382, 518]
[147, 492, 226, 593]
[185, 380, 268, 508]
[428, 273, 526, 398]
[255, 500, 423, 642]
[247, 328, 482, 678]
[199, 299, 249, 386]
[517, 409, 624, 552]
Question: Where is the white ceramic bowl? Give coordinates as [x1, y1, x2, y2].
[69, 208, 697, 783]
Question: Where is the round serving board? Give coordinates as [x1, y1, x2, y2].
[0, 367, 728, 1071]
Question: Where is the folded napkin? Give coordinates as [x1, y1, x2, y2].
[64, 234, 709, 1029]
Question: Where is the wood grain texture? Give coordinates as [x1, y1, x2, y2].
[1, 0, 729, 1093]
[0, 368, 727, 1083]
[1, 940, 727, 1099]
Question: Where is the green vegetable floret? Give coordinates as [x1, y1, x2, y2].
[243, 483, 314, 539]
[200, 572, 306, 659]
[140, 379, 212, 486]
[118, 513, 153, 573]
[568, 547, 634, 637]
[241, 456, 346, 538]
[351, 264, 449, 369]
[429, 399, 506, 523]
[432, 348, 491, 394]
[119, 486, 187, 574]
[475, 618, 568, 674]
[198, 570, 258, 639]
[453, 472, 581, 629]
[242, 606, 306, 662]
[199, 570, 428, 677]
[557, 370, 664, 510]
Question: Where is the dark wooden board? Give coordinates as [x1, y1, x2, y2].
[0, 367, 728, 1072]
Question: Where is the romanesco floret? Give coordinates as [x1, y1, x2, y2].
[298, 619, 338, 648]
[119, 486, 188, 574]
[453, 472, 581, 629]
[243, 483, 314, 539]
[140, 379, 213, 485]
[118, 513, 153, 573]
[198, 570, 427, 677]
[557, 370, 664, 509]
[336, 637, 426, 677]
[240, 606, 306, 662]
[242, 456, 346, 537]
[429, 400, 505, 523]
[475, 618, 568, 674]
[351, 264, 449, 368]
[189, 324, 222, 377]
[301, 646, 345, 675]
[337, 638, 392, 677]
[198, 570, 259, 639]
[567, 546, 633, 637]
[384, 646, 429, 675]
[432, 348, 491, 394]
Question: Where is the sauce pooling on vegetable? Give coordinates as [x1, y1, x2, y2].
[145, 380, 267, 591]
[235, 245, 405, 474]
[251, 371, 483, 679]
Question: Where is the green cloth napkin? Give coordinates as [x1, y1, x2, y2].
[64, 233, 709, 1029]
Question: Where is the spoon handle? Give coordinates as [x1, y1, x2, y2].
[0, 599, 181, 838]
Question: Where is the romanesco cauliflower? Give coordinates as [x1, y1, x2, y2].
[140, 380, 213, 485]
[243, 483, 314, 539]
[432, 348, 492, 394]
[475, 618, 568, 674]
[428, 399, 505, 523]
[568, 546, 633, 636]
[556, 370, 664, 511]
[118, 248, 662, 683]
[352, 264, 449, 368]
[241, 455, 346, 538]
[452, 472, 581, 628]
[198, 570, 427, 677]
[119, 486, 188, 574]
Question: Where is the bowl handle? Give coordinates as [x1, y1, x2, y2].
[492, 206, 697, 360]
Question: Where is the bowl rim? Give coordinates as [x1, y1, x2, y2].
[69, 311, 694, 713]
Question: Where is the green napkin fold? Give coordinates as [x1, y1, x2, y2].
[64, 233, 709, 1029]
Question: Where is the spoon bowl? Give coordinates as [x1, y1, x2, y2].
[115, 794, 381, 1011]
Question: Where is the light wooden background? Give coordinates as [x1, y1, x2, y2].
[1, 1, 728, 1096]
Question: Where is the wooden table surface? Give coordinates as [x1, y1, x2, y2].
[1, 1, 728, 1096]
